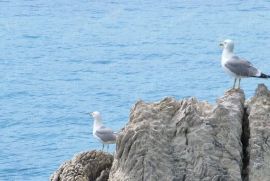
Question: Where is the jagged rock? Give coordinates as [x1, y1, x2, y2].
[109, 90, 245, 181]
[50, 150, 113, 181]
[246, 84, 270, 181]
[50, 84, 270, 180]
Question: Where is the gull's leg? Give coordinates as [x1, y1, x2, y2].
[238, 78, 241, 89]
[102, 144, 104, 151]
[107, 144, 109, 152]
[233, 78, 237, 89]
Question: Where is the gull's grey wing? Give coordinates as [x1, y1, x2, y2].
[225, 56, 260, 77]
[95, 126, 116, 142]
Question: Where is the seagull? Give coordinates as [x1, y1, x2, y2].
[220, 39, 270, 89]
[90, 111, 117, 152]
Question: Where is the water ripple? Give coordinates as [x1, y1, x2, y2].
[1, 1, 270, 180]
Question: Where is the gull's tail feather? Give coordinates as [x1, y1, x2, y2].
[259, 73, 270, 78]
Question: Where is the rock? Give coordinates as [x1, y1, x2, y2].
[51, 84, 270, 180]
[50, 150, 113, 181]
[246, 84, 270, 181]
[109, 90, 245, 181]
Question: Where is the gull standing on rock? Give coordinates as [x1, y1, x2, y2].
[90, 111, 117, 152]
[220, 39, 270, 89]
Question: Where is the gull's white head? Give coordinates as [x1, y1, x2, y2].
[91, 111, 101, 121]
[219, 39, 234, 52]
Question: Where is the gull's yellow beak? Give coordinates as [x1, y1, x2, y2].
[219, 42, 224, 47]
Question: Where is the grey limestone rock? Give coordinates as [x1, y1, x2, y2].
[51, 84, 270, 181]
[246, 84, 270, 181]
[50, 150, 113, 181]
[109, 90, 245, 181]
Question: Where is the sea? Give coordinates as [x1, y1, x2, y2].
[1, 0, 270, 180]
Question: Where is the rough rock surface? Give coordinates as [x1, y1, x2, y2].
[246, 84, 270, 181]
[109, 90, 245, 181]
[51, 84, 270, 181]
[50, 151, 113, 181]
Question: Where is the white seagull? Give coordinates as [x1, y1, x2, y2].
[220, 39, 270, 89]
[90, 111, 117, 152]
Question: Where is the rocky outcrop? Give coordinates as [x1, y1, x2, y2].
[246, 84, 270, 181]
[109, 90, 245, 181]
[50, 151, 113, 181]
[51, 84, 270, 181]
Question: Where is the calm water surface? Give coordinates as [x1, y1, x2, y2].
[1, 0, 270, 180]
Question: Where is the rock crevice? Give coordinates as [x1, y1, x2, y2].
[241, 107, 250, 181]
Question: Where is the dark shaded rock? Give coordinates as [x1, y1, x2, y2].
[50, 150, 113, 181]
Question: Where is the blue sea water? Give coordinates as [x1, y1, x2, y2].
[1, 0, 270, 180]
